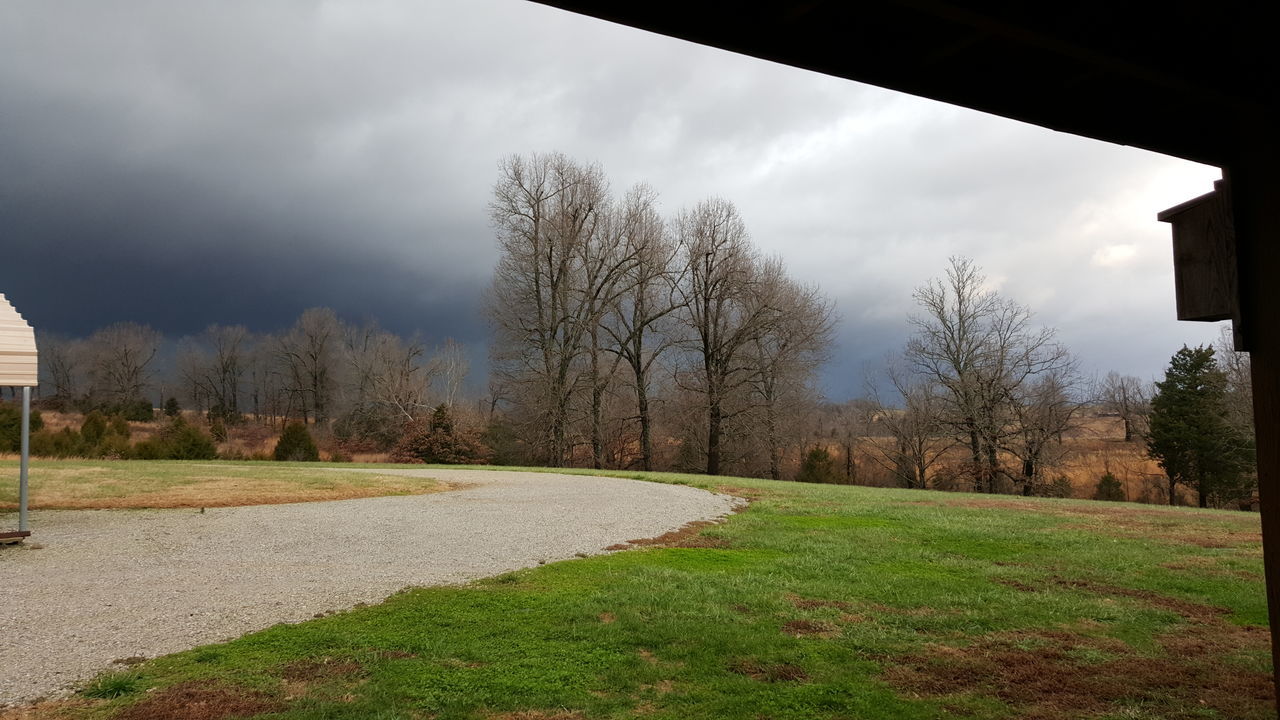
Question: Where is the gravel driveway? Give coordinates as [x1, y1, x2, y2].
[0, 468, 741, 705]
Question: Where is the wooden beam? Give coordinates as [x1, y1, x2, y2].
[1226, 128, 1280, 708]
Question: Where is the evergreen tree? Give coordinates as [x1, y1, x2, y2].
[1147, 345, 1255, 507]
[795, 446, 841, 484]
[274, 422, 320, 462]
[1094, 473, 1126, 502]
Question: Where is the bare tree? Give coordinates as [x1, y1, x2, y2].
[37, 332, 83, 406]
[488, 152, 612, 465]
[85, 322, 161, 407]
[435, 338, 469, 409]
[276, 308, 341, 424]
[1216, 325, 1254, 435]
[602, 185, 683, 470]
[1097, 371, 1150, 442]
[905, 257, 1073, 492]
[1008, 366, 1081, 494]
[745, 263, 835, 480]
[675, 198, 778, 476]
[870, 365, 950, 489]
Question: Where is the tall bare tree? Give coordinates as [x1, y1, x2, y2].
[675, 198, 777, 476]
[745, 263, 835, 480]
[905, 257, 1073, 492]
[435, 338, 469, 409]
[37, 332, 83, 406]
[1009, 366, 1081, 494]
[1097, 371, 1149, 442]
[488, 152, 612, 465]
[276, 308, 341, 424]
[85, 322, 161, 407]
[870, 365, 950, 489]
[602, 185, 682, 470]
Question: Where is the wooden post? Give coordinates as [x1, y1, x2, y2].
[1226, 133, 1280, 703]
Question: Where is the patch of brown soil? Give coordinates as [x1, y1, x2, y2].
[993, 578, 1039, 593]
[786, 593, 851, 610]
[727, 659, 809, 683]
[714, 485, 770, 501]
[621, 520, 728, 549]
[1049, 577, 1230, 623]
[882, 579, 1273, 718]
[637, 649, 660, 665]
[1059, 519, 1261, 549]
[882, 626, 1274, 720]
[781, 619, 839, 638]
[483, 711, 580, 720]
[278, 657, 364, 681]
[111, 681, 284, 720]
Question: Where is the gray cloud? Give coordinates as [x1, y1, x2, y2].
[0, 0, 1223, 398]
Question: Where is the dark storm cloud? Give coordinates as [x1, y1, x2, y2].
[0, 0, 1224, 397]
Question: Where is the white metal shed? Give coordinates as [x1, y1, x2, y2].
[1, 293, 38, 541]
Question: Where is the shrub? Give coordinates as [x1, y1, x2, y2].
[0, 402, 44, 452]
[163, 397, 181, 418]
[30, 427, 84, 458]
[108, 414, 131, 439]
[167, 421, 219, 460]
[80, 410, 108, 447]
[274, 422, 320, 462]
[1094, 472, 1126, 502]
[795, 446, 841, 484]
[390, 405, 489, 464]
[132, 417, 217, 460]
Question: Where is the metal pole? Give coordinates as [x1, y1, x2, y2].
[19, 385, 30, 532]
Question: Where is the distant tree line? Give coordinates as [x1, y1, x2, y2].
[33, 311, 475, 456]
[486, 152, 835, 478]
[800, 257, 1257, 507]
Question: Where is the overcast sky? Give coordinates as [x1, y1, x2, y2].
[0, 0, 1224, 399]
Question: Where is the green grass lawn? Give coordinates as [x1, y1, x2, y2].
[11, 465, 1273, 720]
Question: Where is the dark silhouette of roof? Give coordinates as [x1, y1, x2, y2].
[532, 2, 1276, 167]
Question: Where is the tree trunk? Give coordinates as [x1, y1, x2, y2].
[707, 401, 722, 476]
[1168, 476, 1178, 506]
[635, 375, 653, 471]
[766, 402, 781, 481]
[1123, 417, 1133, 443]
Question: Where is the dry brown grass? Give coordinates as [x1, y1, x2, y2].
[880, 582, 1276, 720]
[0, 461, 448, 510]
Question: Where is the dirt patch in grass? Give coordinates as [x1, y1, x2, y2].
[110, 680, 284, 720]
[598, 612, 616, 624]
[610, 508, 741, 550]
[1059, 519, 1261, 549]
[713, 485, 770, 502]
[727, 659, 809, 683]
[993, 578, 1039, 593]
[278, 657, 364, 681]
[1049, 577, 1231, 623]
[781, 619, 839, 638]
[786, 593, 851, 610]
[882, 580, 1275, 719]
[882, 628, 1274, 719]
[1161, 556, 1263, 579]
[485, 711, 585, 720]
